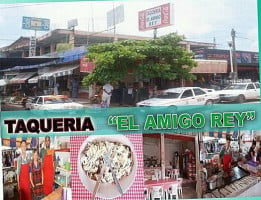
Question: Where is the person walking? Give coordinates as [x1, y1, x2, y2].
[101, 83, 113, 108]
[17, 140, 32, 200]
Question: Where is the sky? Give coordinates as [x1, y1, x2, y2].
[0, 0, 259, 52]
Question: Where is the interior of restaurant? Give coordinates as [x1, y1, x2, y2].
[143, 133, 198, 199]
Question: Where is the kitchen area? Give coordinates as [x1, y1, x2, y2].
[142, 130, 261, 199]
[200, 130, 261, 198]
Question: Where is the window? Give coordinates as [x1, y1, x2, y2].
[247, 84, 255, 90]
[181, 89, 193, 98]
[32, 97, 38, 104]
[255, 83, 260, 89]
[193, 88, 206, 96]
[37, 97, 43, 104]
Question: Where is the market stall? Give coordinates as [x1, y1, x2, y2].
[199, 130, 261, 198]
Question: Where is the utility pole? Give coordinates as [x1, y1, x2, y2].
[231, 28, 238, 80]
[153, 28, 157, 39]
[213, 37, 216, 49]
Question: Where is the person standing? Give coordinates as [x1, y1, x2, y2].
[53, 83, 59, 95]
[247, 141, 256, 161]
[101, 83, 113, 108]
[40, 136, 55, 196]
[220, 135, 233, 177]
[17, 140, 32, 200]
[256, 145, 261, 164]
[30, 150, 44, 200]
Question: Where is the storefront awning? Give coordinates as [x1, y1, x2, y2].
[0, 79, 8, 86]
[28, 76, 39, 84]
[8, 72, 35, 84]
[39, 65, 78, 80]
[191, 59, 228, 74]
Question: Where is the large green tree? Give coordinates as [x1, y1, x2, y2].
[82, 33, 197, 86]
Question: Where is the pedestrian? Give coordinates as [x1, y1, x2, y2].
[101, 83, 113, 108]
[17, 140, 32, 200]
[30, 149, 44, 200]
[53, 83, 59, 95]
[40, 136, 55, 196]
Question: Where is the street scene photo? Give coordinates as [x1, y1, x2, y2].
[0, 0, 260, 200]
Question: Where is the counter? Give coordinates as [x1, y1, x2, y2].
[42, 187, 62, 200]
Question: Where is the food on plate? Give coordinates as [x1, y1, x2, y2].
[80, 140, 133, 183]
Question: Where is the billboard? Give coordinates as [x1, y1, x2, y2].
[194, 49, 259, 66]
[107, 4, 124, 28]
[138, 3, 173, 31]
[22, 16, 50, 31]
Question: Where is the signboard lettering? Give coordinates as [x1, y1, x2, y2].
[138, 3, 172, 31]
[22, 16, 50, 31]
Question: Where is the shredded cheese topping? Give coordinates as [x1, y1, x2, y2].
[80, 141, 133, 183]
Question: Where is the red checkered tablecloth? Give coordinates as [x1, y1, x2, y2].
[70, 134, 145, 200]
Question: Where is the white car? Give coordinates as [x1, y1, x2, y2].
[203, 88, 220, 103]
[219, 82, 260, 103]
[25, 95, 84, 110]
[136, 87, 216, 107]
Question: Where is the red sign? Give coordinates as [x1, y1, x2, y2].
[80, 58, 95, 73]
[138, 3, 172, 31]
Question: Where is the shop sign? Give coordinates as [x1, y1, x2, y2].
[138, 3, 173, 31]
[29, 36, 36, 57]
[22, 16, 50, 31]
[80, 58, 95, 73]
[195, 49, 259, 65]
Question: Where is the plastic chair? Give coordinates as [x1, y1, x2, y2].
[168, 183, 179, 199]
[177, 178, 183, 198]
[163, 184, 171, 200]
[151, 186, 163, 200]
[144, 187, 150, 200]
[173, 169, 180, 179]
[167, 169, 174, 178]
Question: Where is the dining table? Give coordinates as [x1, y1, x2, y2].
[144, 178, 180, 192]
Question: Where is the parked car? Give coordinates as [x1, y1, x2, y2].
[203, 88, 220, 103]
[218, 82, 260, 103]
[25, 95, 84, 110]
[136, 87, 217, 107]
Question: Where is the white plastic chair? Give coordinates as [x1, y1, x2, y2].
[151, 186, 163, 200]
[167, 169, 174, 178]
[177, 178, 183, 198]
[168, 183, 179, 199]
[144, 188, 150, 200]
[173, 169, 180, 179]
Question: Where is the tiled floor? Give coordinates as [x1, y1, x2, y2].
[237, 181, 261, 197]
[182, 183, 198, 199]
